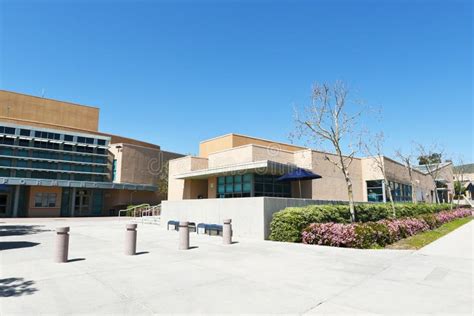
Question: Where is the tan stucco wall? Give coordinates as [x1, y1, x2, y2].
[168, 156, 209, 201]
[208, 177, 217, 198]
[27, 186, 62, 217]
[110, 143, 181, 186]
[199, 134, 305, 158]
[0, 90, 99, 132]
[309, 151, 364, 202]
[103, 189, 161, 211]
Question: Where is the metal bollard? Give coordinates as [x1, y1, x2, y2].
[179, 221, 190, 250]
[125, 224, 137, 255]
[223, 219, 232, 245]
[55, 227, 70, 263]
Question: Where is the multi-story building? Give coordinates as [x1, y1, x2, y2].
[0, 90, 182, 217]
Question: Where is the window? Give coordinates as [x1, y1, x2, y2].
[4, 127, 15, 135]
[64, 135, 74, 142]
[19, 139, 30, 147]
[77, 137, 86, 143]
[34, 193, 57, 208]
[20, 129, 31, 136]
[217, 174, 253, 198]
[254, 174, 290, 197]
[388, 181, 412, 202]
[366, 180, 384, 202]
[97, 139, 106, 146]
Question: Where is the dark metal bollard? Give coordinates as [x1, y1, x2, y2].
[223, 219, 232, 245]
[55, 227, 70, 263]
[125, 224, 137, 255]
[179, 221, 189, 250]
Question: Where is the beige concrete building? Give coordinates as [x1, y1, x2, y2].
[0, 90, 182, 217]
[168, 133, 454, 203]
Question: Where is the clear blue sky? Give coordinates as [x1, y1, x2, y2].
[1, 0, 472, 162]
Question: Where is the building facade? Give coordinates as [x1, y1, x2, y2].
[168, 133, 454, 203]
[0, 90, 182, 217]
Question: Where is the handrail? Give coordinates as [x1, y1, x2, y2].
[118, 203, 151, 217]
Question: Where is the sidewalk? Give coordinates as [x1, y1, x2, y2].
[1, 218, 472, 315]
[310, 221, 473, 314]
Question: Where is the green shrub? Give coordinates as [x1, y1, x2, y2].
[354, 222, 391, 248]
[269, 202, 454, 242]
[269, 205, 351, 242]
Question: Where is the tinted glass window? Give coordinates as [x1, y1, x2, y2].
[20, 129, 30, 136]
[97, 139, 106, 146]
[4, 127, 15, 134]
[64, 135, 74, 142]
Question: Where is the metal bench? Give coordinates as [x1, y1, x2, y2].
[197, 223, 223, 236]
[167, 220, 196, 232]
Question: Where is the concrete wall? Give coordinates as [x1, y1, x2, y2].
[161, 197, 345, 240]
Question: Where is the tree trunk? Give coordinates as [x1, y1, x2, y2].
[346, 178, 356, 222]
[385, 182, 396, 218]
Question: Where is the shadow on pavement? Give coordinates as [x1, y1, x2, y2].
[68, 258, 86, 263]
[0, 241, 40, 251]
[0, 278, 37, 297]
[0, 225, 51, 237]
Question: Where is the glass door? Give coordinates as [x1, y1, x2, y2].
[74, 190, 91, 216]
[0, 194, 8, 217]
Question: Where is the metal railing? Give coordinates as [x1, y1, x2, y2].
[118, 204, 151, 217]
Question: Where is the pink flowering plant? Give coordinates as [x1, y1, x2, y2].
[302, 208, 472, 248]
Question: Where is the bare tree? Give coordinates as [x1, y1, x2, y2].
[363, 132, 396, 217]
[416, 143, 446, 204]
[395, 149, 418, 204]
[293, 81, 366, 222]
[452, 156, 467, 209]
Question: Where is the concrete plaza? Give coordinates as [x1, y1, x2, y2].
[0, 217, 472, 315]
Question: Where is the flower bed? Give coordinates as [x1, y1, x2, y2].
[302, 208, 472, 248]
[269, 203, 459, 242]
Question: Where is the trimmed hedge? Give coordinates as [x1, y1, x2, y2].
[269, 203, 454, 242]
[301, 209, 472, 248]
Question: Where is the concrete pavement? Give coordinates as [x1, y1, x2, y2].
[0, 218, 472, 315]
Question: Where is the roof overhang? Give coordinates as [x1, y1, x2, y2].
[174, 160, 297, 180]
[0, 177, 157, 191]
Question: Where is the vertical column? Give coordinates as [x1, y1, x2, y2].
[70, 187, 76, 217]
[382, 181, 387, 203]
[179, 221, 190, 250]
[125, 224, 137, 255]
[12, 185, 20, 217]
[223, 219, 232, 245]
[55, 227, 70, 263]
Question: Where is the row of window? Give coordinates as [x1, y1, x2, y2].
[0, 138, 107, 155]
[0, 159, 107, 173]
[0, 169, 108, 182]
[0, 147, 108, 164]
[1, 126, 108, 146]
[216, 173, 292, 199]
[217, 174, 252, 198]
[366, 180, 413, 203]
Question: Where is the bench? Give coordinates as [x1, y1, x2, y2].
[197, 223, 223, 236]
[167, 220, 196, 233]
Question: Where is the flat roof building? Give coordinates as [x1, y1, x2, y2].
[0, 90, 182, 217]
[168, 133, 454, 203]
